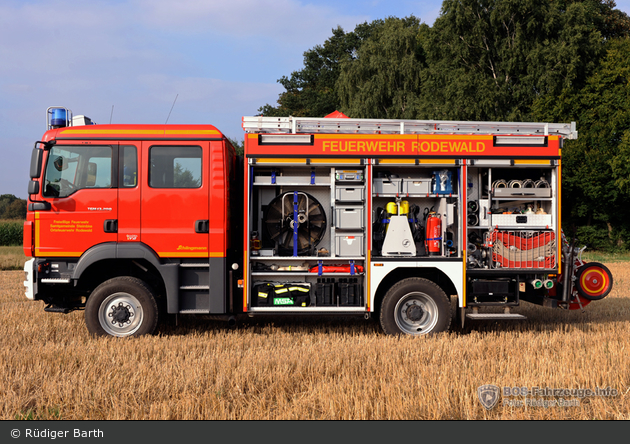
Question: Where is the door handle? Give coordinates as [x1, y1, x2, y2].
[104, 219, 118, 233]
[195, 220, 209, 233]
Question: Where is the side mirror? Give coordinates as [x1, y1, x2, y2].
[28, 180, 40, 195]
[28, 202, 51, 211]
[30, 148, 43, 179]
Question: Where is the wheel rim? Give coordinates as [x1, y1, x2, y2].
[98, 292, 144, 337]
[394, 291, 439, 335]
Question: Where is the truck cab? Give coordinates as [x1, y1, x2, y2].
[24, 107, 241, 336]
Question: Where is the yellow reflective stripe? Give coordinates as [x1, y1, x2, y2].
[165, 130, 220, 135]
[157, 252, 224, 258]
[59, 128, 220, 136]
[288, 287, 310, 292]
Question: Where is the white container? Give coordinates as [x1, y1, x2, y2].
[374, 178, 402, 195]
[335, 233, 364, 256]
[335, 206, 364, 229]
[336, 186, 365, 202]
[494, 188, 551, 198]
[491, 214, 552, 228]
[404, 178, 431, 195]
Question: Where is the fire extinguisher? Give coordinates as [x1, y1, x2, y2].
[424, 208, 442, 256]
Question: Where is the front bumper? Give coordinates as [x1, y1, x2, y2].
[24, 258, 35, 300]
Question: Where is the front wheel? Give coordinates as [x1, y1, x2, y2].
[380, 277, 451, 335]
[85, 277, 159, 337]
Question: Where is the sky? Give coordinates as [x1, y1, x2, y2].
[1, 0, 629, 199]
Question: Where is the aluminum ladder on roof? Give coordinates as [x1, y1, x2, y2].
[242, 116, 578, 139]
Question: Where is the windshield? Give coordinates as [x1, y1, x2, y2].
[43, 146, 113, 198]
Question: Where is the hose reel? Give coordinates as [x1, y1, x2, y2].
[264, 191, 327, 256]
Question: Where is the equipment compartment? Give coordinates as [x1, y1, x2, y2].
[371, 165, 460, 258]
[252, 282, 311, 307]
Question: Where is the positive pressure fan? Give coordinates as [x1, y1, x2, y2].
[264, 191, 327, 256]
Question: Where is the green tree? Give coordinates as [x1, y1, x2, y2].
[533, 37, 630, 248]
[420, 0, 611, 122]
[0, 194, 26, 219]
[3, 199, 26, 219]
[258, 22, 377, 117]
[227, 137, 244, 157]
[337, 16, 430, 119]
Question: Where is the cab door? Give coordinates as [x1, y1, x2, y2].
[35, 144, 118, 257]
[140, 142, 209, 258]
[117, 144, 141, 243]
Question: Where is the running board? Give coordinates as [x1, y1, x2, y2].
[41, 278, 71, 284]
[466, 313, 527, 320]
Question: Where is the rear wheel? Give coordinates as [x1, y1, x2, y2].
[380, 277, 451, 335]
[85, 277, 159, 337]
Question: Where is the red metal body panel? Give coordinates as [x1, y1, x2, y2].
[245, 134, 561, 158]
[209, 140, 228, 257]
[53, 124, 223, 140]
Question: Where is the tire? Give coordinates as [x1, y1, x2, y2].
[85, 277, 159, 337]
[380, 277, 451, 336]
[575, 262, 613, 301]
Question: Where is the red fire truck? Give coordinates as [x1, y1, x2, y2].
[23, 107, 614, 337]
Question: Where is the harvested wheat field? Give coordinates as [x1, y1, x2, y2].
[1, 264, 629, 420]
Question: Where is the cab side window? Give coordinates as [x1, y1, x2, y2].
[149, 146, 202, 188]
[121, 146, 138, 187]
[43, 146, 113, 198]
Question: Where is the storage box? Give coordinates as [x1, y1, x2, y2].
[493, 188, 551, 198]
[336, 186, 365, 202]
[335, 233, 364, 256]
[335, 206, 364, 229]
[471, 279, 511, 296]
[404, 178, 431, 195]
[336, 170, 364, 182]
[490, 214, 552, 227]
[373, 178, 403, 195]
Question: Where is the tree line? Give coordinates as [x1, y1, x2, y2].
[0, 194, 26, 220]
[259, 0, 630, 250]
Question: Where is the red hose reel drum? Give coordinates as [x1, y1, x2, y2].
[574, 262, 613, 301]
